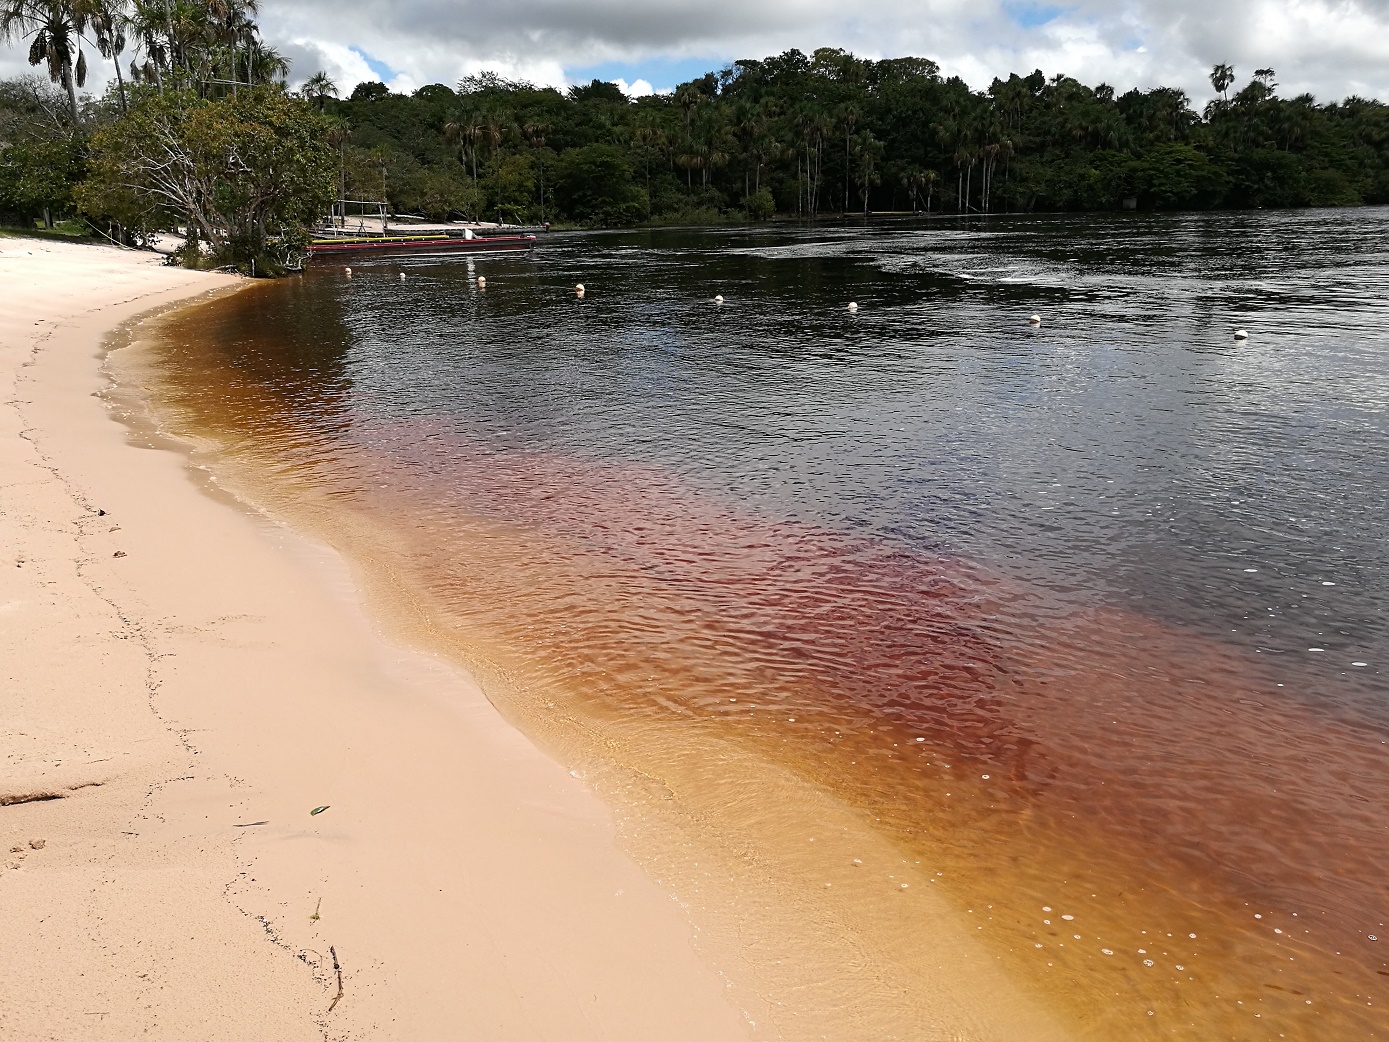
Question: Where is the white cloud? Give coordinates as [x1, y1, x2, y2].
[611, 77, 656, 97]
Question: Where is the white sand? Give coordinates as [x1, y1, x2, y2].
[0, 238, 751, 1041]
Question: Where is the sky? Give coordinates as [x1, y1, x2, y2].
[5, 0, 1389, 106]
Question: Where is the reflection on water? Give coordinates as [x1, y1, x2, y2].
[141, 209, 1388, 1039]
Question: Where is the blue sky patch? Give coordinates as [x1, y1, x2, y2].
[1002, 2, 1068, 28]
[567, 55, 725, 93]
[351, 47, 400, 83]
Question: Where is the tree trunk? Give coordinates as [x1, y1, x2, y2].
[63, 56, 80, 126]
[113, 56, 128, 113]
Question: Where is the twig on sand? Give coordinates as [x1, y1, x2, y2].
[328, 945, 344, 1012]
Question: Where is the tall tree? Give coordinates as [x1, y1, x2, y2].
[1, 0, 89, 124]
[1210, 63, 1236, 102]
[88, 0, 129, 112]
[302, 70, 336, 109]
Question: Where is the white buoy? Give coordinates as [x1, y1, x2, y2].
[1234, 329, 1248, 340]
[847, 301, 858, 312]
[714, 294, 724, 304]
[1028, 314, 1041, 325]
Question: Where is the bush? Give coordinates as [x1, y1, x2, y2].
[745, 188, 775, 220]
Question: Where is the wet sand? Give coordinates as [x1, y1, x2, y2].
[0, 239, 757, 1041]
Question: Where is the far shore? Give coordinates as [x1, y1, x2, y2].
[0, 237, 752, 1041]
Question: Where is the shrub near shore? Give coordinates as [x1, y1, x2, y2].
[77, 85, 335, 273]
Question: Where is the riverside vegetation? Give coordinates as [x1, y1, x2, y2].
[2, 0, 1389, 266]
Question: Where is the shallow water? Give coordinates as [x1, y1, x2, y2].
[144, 210, 1388, 1039]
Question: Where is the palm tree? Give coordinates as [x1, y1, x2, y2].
[523, 120, 550, 222]
[900, 167, 925, 212]
[481, 110, 507, 177]
[1, 0, 89, 125]
[126, 0, 169, 89]
[242, 40, 286, 86]
[206, 0, 258, 86]
[674, 82, 702, 189]
[631, 111, 667, 197]
[852, 130, 882, 217]
[302, 70, 337, 109]
[1210, 63, 1235, 102]
[325, 120, 350, 226]
[840, 101, 859, 213]
[922, 169, 938, 213]
[88, 0, 129, 113]
[445, 115, 483, 186]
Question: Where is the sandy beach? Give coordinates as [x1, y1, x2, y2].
[0, 238, 752, 1041]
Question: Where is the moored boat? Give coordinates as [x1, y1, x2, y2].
[307, 231, 537, 259]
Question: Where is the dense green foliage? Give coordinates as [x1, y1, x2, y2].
[0, 76, 83, 226]
[322, 52, 1389, 225]
[0, 0, 329, 270]
[77, 85, 335, 269]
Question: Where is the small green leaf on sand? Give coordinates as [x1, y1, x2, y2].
[310, 805, 330, 816]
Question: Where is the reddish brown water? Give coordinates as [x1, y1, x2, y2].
[127, 214, 1389, 1039]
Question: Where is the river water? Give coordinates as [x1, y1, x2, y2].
[139, 209, 1388, 1040]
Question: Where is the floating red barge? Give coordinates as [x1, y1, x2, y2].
[307, 232, 537, 260]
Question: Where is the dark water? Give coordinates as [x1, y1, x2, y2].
[148, 209, 1389, 1040]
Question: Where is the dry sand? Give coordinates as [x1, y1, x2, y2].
[0, 238, 752, 1041]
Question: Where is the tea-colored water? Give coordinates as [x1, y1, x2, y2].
[129, 211, 1388, 1039]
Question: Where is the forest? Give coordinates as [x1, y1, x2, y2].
[316, 52, 1389, 225]
[3, 0, 1389, 240]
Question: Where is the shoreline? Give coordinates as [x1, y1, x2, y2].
[127, 263, 1080, 1041]
[0, 239, 753, 1040]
